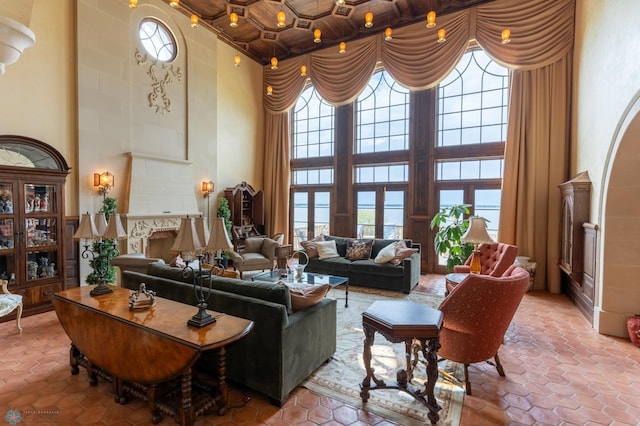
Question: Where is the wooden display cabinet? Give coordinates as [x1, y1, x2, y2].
[224, 182, 264, 251]
[0, 135, 71, 322]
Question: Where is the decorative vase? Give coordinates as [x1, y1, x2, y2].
[627, 315, 640, 348]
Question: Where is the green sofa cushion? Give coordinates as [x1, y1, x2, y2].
[211, 276, 293, 314]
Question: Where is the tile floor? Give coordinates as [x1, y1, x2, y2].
[1, 275, 639, 425]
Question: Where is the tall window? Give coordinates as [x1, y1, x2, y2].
[291, 86, 334, 248]
[434, 49, 508, 269]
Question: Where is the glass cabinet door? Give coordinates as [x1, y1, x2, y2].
[24, 183, 59, 282]
[0, 183, 15, 282]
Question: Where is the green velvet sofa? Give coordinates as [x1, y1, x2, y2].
[303, 235, 421, 294]
[121, 261, 337, 406]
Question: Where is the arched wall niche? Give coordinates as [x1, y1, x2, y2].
[597, 91, 640, 337]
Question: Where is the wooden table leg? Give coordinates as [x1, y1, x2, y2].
[179, 368, 194, 426]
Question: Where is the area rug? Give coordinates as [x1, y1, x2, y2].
[302, 287, 465, 426]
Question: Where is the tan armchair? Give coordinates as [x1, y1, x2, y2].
[438, 265, 530, 395]
[228, 237, 279, 278]
[0, 279, 22, 333]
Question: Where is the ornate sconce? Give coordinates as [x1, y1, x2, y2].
[94, 171, 114, 196]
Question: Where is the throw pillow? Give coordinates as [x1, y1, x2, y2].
[345, 239, 374, 261]
[289, 284, 332, 312]
[315, 240, 340, 260]
[390, 240, 418, 266]
[374, 242, 397, 264]
[300, 234, 325, 258]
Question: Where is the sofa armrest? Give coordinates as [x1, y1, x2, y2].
[453, 265, 471, 273]
[401, 251, 422, 294]
[261, 237, 279, 260]
[228, 250, 244, 266]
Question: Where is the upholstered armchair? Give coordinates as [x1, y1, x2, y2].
[228, 236, 279, 278]
[449, 242, 517, 294]
[438, 265, 530, 395]
[0, 279, 22, 333]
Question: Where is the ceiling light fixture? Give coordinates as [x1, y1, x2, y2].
[339, 41, 346, 54]
[364, 12, 373, 28]
[313, 28, 321, 43]
[234, 53, 241, 67]
[336, 0, 345, 5]
[270, 56, 278, 70]
[437, 28, 446, 43]
[501, 28, 511, 44]
[229, 12, 239, 28]
[384, 27, 393, 41]
[300, 65, 307, 76]
[277, 11, 286, 28]
[129, 0, 137, 8]
[426, 10, 436, 28]
[190, 15, 199, 28]
[266, 85, 273, 96]
[169, 0, 179, 8]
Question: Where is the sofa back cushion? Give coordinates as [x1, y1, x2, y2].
[147, 261, 194, 284]
[211, 276, 293, 314]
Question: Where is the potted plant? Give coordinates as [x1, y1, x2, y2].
[429, 204, 474, 271]
[86, 196, 118, 284]
[216, 196, 233, 268]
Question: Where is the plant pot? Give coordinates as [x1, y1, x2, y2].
[627, 315, 640, 348]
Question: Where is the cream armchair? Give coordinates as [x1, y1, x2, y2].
[228, 236, 279, 278]
[0, 279, 22, 333]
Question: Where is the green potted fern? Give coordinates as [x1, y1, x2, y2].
[429, 204, 474, 271]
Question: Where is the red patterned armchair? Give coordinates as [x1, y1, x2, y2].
[449, 242, 517, 294]
[438, 265, 530, 395]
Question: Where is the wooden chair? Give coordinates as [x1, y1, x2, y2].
[437, 265, 530, 394]
[0, 279, 23, 333]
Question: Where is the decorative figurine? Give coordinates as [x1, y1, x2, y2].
[40, 193, 48, 212]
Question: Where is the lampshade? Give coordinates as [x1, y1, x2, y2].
[205, 218, 233, 253]
[129, 0, 137, 8]
[94, 213, 108, 237]
[300, 65, 307, 76]
[229, 12, 239, 27]
[339, 41, 346, 54]
[190, 15, 199, 28]
[202, 180, 214, 195]
[171, 217, 203, 253]
[266, 85, 273, 96]
[426, 11, 437, 28]
[169, 0, 179, 7]
[73, 213, 100, 240]
[364, 12, 373, 28]
[461, 217, 493, 244]
[234, 54, 241, 67]
[277, 11, 286, 28]
[384, 27, 393, 41]
[437, 28, 446, 43]
[501, 28, 511, 44]
[93, 171, 114, 195]
[270, 56, 278, 70]
[194, 216, 210, 250]
[313, 28, 321, 43]
[103, 214, 127, 240]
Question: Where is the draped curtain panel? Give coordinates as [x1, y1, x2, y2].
[262, 0, 575, 291]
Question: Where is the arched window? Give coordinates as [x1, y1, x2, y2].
[138, 18, 177, 62]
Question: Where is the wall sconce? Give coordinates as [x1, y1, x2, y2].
[426, 11, 437, 28]
[202, 181, 214, 198]
[190, 15, 199, 28]
[234, 54, 241, 67]
[94, 171, 114, 196]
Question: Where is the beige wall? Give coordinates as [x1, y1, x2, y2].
[0, 0, 76, 215]
[572, 0, 640, 336]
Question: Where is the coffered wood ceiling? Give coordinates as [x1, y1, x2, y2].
[166, 0, 496, 65]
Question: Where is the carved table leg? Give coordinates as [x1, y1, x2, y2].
[69, 344, 81, 375]
[417, 337, 442, 425]
[215, 347, 228, 415]
[360, 325, 385, 402]
[179, 368, 194, 426]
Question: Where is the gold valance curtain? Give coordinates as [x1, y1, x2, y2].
[263, 0, 574, 292]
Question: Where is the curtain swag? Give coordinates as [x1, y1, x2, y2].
[263, 0, 574, 112]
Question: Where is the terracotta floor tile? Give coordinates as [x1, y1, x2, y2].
[2, 274, 640, 425]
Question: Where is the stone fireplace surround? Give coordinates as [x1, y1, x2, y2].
[122, 153, 202, 261]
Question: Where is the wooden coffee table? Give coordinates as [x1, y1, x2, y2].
[252, 269, 349, 307]
[53, 286, 254, 425]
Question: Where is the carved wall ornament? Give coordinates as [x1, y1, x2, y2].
[134, 49, 183, 114]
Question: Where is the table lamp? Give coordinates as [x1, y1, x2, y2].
[171, 216, 216, 327]
[204, 217, 233, 268]
[461, 217, 493, 274]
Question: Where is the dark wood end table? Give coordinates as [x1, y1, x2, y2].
[360, 300, 443, 424]
[275, 244, 292, 269]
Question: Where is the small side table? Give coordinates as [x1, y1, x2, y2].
[274, 244, 292, 270]
[360, 300, 443, 425]
[444, 272, 469, 296]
